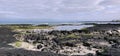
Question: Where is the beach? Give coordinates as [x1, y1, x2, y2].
[0, 23, 120, 56]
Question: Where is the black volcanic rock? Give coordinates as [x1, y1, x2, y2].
[1, 24, 120, 56]
[0, 49, 66, 56]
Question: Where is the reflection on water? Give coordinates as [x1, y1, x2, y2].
[54, 25, 93, 31]
[32, 25, 93, 33]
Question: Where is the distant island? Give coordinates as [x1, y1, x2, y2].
[112, 20, 120, 22]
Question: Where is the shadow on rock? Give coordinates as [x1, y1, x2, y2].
[0, 48, 66, 56]
[0, 27, 18, 48]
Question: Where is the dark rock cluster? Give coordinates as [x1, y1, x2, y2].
[1, 24, 120, 56]
[14, 24, 120, 56]
[0, 48, 66, 56]
[0, 27, 17, 48]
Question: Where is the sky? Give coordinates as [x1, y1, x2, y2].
[0, 0, 120, 23]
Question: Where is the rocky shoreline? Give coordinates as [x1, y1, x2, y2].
[0, 24, 120, 56]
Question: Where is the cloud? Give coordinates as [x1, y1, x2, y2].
[0, 0, 119, 22]
[100, 0, 120, 6]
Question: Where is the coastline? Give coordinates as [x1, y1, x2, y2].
[0, 24, 120, 56]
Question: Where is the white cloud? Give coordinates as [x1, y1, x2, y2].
[100, 0, 120, 6]
[0, 0, 119, 21]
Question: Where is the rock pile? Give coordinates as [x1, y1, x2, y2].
[13, 24, 120, 56]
